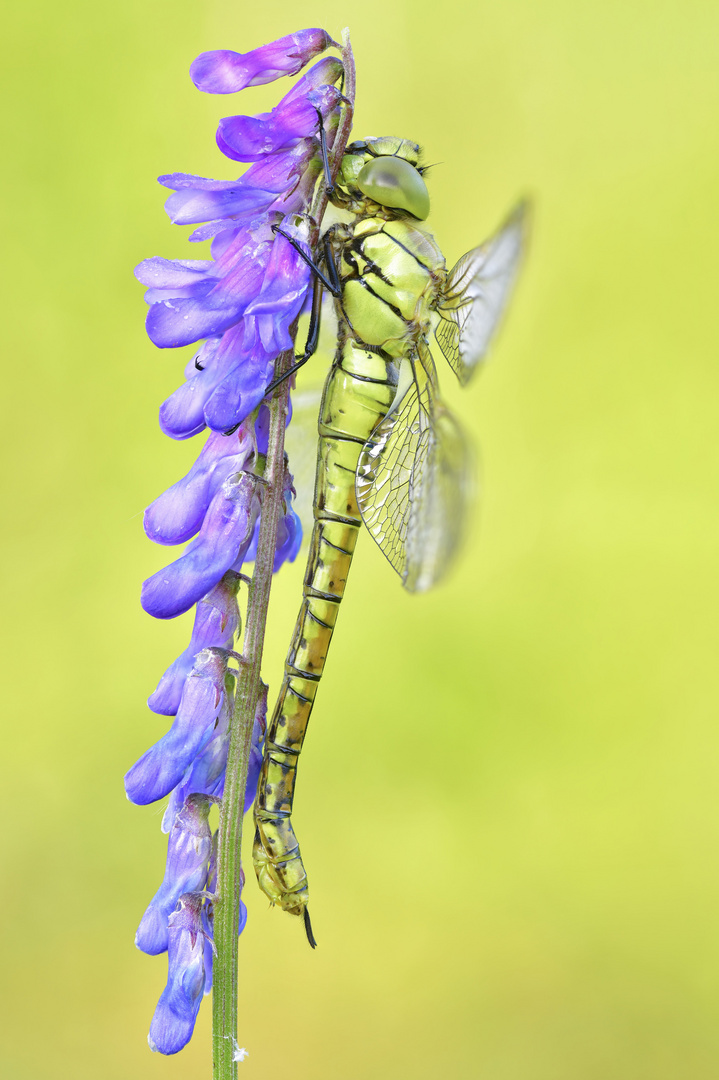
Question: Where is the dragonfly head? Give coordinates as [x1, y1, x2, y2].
[333, 137, 430, 221]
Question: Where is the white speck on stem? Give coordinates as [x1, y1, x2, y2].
[226, 1035, 248, 1063]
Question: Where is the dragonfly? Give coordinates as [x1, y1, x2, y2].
[253, 135, 526, 946]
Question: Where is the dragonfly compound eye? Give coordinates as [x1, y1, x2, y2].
[356, 156, 430, 220]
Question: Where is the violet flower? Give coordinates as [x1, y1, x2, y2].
[125, 649, 230, 805]
[158, 675, 267, 833]
[136, 794, 214, 956]
[148, 572, 242, 717]
[190, 28, 337, 94]
[148, 893, 208, 1055]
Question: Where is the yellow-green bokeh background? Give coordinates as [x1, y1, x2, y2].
[2, 1, 718, 1076]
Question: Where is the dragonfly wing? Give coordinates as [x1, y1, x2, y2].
[285, 385, 322, 548]
[356, 343, 474, 593]
[435, 201, 527, 386]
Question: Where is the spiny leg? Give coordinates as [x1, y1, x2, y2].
[264, 271, 324, 395]
[315, 105, 334, 198]
[271, 225, 341, 297]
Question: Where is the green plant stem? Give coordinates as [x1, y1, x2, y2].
[211, 29, 355, 1080]
[211, 366, 290, 1078]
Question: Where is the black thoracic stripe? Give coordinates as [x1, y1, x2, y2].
[382, 228, 434, 269]
[355, 277, 406, 322]
[349, 236, 396, 288]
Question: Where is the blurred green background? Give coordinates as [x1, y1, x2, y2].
[2, 0, 718, 1076]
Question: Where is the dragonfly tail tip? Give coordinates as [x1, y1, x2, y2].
[303, 907, 318, 949]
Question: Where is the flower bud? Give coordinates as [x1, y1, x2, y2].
[190, 29, 337, 94]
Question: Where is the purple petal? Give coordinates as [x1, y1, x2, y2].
[164, 184, 276, 226]
[125, 650, 227, 805]
[135, 257, 215, 288]
[148, 572, 242, 717]
[148, 894, 207, 1055]
[277, 56, 344, 104]
[203, 337, 275, 433]
[190, 29, 336, 94]
[243, 466, 302, 572]
[244, 214, 312, 352]
[136, 794, 213, 956]
[274, 506, 303, 570]
[141, 472, 260, 619]
[146, 227, 273, 348]
[159, 173, 252, 192]
[159, 325, 247, 440]
[216, 85, 342, 163]
[145, 266, 260, 346]
[163, 678, 266, 835]
[144, 427, 254, 545]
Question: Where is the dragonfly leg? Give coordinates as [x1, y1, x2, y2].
[315, 106, 334, 198]
[272, 225, 341, 297]
[264, 271, 324, 395]
[322, 231, 342, 295]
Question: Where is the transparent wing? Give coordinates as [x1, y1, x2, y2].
[435, 201, 527, 385]
[356, 342, 473, 593]
[285, 386, 322, 547]
[284, 293, 338, 548]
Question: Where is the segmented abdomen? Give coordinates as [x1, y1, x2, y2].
[253, 341, 399, 916]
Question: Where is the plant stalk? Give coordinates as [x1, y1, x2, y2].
[211, 30, 355, 1080]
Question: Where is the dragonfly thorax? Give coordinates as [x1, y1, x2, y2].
[334, 216, 446, 358]
[332, 137, 430, 221]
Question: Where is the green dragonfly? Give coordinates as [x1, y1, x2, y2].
[253, 136, 526, 945]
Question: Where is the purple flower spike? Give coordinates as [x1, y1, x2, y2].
[144, 426, 254, 546]
[149, 572, 242, 717]
[141, 472, 261, 620]
[136, 794, 214, 956]
[125, 649, 228, 805]
[216, 84, 343, 163]
[133, 25, 345, 1052]
[148, 893, 208, 1055]
[190, 29, 337, 94]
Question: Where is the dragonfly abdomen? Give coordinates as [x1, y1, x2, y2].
[253, 341, 399, 921]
